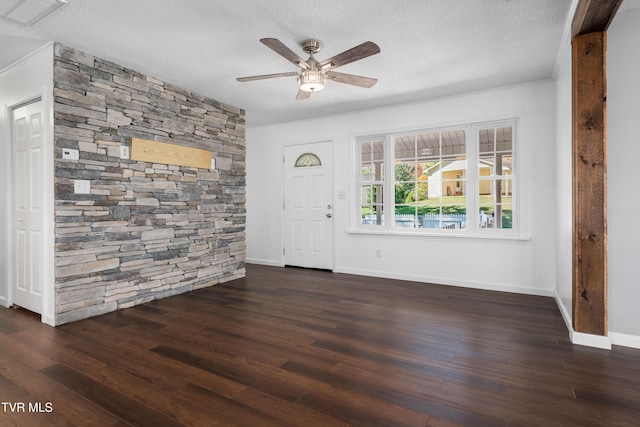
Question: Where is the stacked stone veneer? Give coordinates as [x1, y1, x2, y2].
[53, 44, 245, 325]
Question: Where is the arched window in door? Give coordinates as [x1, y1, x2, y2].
[294, 152, 322, 167]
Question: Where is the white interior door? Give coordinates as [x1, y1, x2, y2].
[12, 99, 44, 314]
[283, 142, 333, 270]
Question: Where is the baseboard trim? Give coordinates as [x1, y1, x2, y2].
[571, 331, 612, 350]
[610, 332, 640, 350]
[553, 290, 634, 350]
[334, 266, 555, 297]
[554, 290, 572, 334]
[246, 258, 282, 267]
[41, 314, 55, 327]
[554, 290, 614, 350]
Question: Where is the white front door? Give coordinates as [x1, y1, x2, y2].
[12, 100, 44, 314]
[283, 142, 333, 270]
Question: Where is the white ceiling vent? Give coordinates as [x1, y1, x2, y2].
[0, 0, 66, 26]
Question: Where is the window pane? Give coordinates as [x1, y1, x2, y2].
[361, 161, 384, 182]
[361, 140, 384, 181]
[397, 183, 417, 204]
[394, 205, 419, 228]
[442, 205, 467, 230]
[361, 185, 382, 205]
[394, 161, 415, 204]
[497, 153, 513, 176]
[421, 206, 467, 230]
[478, 207, 494, 229]
[295, 153, 321, 167]
[478, 125, 514, 231]
[360, 183, 384, 226]
[362, 205, 384, 225]
[442, 129, 465, 157]
[479, 153, 494, 177]
[496, 126, 513, 153]
[479, 128, 495, 155]
[394, 135, 415, 160]
[479, 178, 513, 229]
[417, 132, 440, 160]
[479, 126, 512, 170]
[478, 206, 512, 229]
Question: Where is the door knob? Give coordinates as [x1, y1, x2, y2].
[326, 213, 332, 218]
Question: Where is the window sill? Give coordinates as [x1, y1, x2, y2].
[346, 227, 530, 241]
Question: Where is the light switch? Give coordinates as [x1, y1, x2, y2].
[210, 158, 216, 170]
[74, 180, 90, 194]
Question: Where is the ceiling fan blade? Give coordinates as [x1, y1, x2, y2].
[260, 38, 310, 69]
[237, 71, 298, 82]
[295, 90, 311, 100]
[319, 41, 380, 70]
[326, 71, 377, 88]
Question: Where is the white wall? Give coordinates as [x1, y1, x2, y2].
[553, 25, 574, 329]
[247, 80, 558, 296]
[0, 43, 55, 325]
[607, 6, 640, 341]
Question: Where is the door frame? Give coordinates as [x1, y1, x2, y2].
[4, 92, 55, 325]
[281, 140, 335, 270]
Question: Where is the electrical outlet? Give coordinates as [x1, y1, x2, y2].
[120, 145, 130, 159]
[74, 180, 90, 194]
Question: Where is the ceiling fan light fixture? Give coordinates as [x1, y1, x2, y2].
[298, 70, 326, 93]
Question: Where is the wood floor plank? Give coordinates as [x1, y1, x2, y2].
[41, 363, 184, 427]
[0, 359, 123, 426]
[1, 264, 640, 426]
[0, 333, 58, 371]
[150, 344, 305, 402]
[231, 387, 348, 427]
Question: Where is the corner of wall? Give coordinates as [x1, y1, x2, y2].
[554, 289, 572, 334]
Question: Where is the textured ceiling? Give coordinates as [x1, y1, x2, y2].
[0, 0, 573, 127]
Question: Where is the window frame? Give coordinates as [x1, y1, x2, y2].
[354, 118, 522, 238]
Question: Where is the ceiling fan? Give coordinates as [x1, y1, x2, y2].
[237, 38, 380, 100]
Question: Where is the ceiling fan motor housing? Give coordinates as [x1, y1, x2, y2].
[301, 39, 322, 55]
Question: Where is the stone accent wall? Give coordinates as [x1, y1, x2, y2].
[53, 44, 245, 325]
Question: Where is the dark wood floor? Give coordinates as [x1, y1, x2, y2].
[1, 264, 640, 426]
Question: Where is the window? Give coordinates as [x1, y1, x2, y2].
[478, 126, 514, 229]
[295, 152, 321, 167]
[356, 120, 518, 235]
[359, 138, 385, 225]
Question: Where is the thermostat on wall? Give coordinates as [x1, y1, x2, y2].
[62, 148, 79, 160]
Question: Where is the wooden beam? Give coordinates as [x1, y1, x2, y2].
[130, 138, 211, 169]
[572, 31, 607, 336]
[572, 0, 624, 37]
